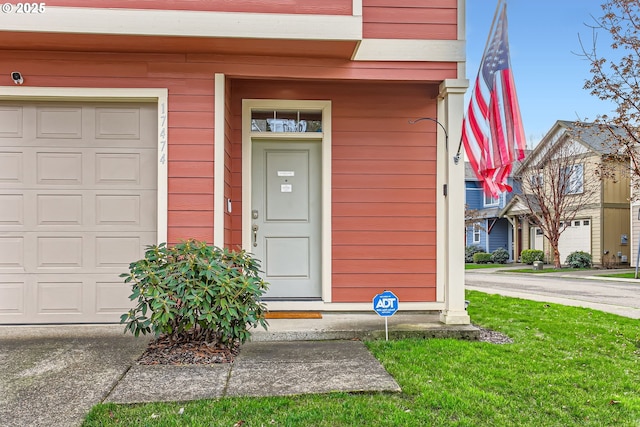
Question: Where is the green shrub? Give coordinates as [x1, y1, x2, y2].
[565, 251, 592, 268]
[521, 249, 544, 264]
[473, 252, 493, 264]
[120, 239, 269, 347]
[466, 245, 484, 263]
[491, 247, 510, 264]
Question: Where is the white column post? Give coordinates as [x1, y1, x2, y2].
[438, 79, 470, 325]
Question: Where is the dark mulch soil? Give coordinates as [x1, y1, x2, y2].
[137, 335, 240, 365]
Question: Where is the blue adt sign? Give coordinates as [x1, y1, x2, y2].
[373, 290, 399, 317]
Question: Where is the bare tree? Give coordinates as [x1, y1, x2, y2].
[580, 0, 640, 196]
[464, 204, 485, 229]
[516, 134, 600, 268]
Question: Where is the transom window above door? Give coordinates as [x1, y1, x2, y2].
[251, 109, 322, 133]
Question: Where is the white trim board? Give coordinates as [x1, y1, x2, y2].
[2, 6, 362, 41]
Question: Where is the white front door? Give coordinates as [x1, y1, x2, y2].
[251, 140, 321, 299]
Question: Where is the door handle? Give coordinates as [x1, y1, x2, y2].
[252, 224, 259, 247]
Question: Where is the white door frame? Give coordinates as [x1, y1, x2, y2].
[0, 86, 168, 243]
[242, 99, 332, 304]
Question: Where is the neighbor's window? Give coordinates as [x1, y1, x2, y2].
[473, 224, 481, 243]
[484, 192, 499, 206]
[529, 172, 543, 188]
[563, 164, 584, 194]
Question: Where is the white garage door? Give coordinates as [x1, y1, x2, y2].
[0, 101, 157, 323]
[558, 219, 591, 264]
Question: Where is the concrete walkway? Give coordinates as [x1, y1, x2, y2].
[107, 340, 400, 404]
[0, 313, 475, 427]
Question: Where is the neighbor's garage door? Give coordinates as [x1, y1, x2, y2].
[0, 102, 157, 323]
[558, 219, 591, 264]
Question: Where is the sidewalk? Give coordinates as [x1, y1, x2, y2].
[469, 264, 640, 281]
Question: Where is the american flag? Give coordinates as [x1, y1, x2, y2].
[462, 0, 526, 198]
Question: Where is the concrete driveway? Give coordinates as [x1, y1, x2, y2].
[0, 325, 150, 427]
[466, 268, 640, 319]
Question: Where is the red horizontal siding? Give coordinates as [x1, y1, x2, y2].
[168, 227, 214, 245]
[168, 177, 214, 194]
[332, 145, 435, 160]
[169, 162, 214, 178]
[230, 79, 438, 303]
[333, 189, 436, 203]
[333, 245, 436, 260]
[169, 145, 214, 162]
[333, 174, 435, 189]
[332, 285, 436, 303]
[333, 231, 436, 246]
[169, 211, 214, 227]
[363, 0, 458, 40]
[169, 194, 214, 211]
[333, 217, 435, 231]
[47, 0, 353, 15]
[333, 273, 436, 287]
[333, 160, 433, 175]
[333, 202, 433, 217]
[333, 259, 436, 274]
[0, 45, 444, 304]
[168, 128, 214, 144]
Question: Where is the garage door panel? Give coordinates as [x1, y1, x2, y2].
[0, 101, 157, 324]
[96, 281, 135, 314]
[95, 236, 141, 267]
[2, 190, 157, 231]
[36, 106, 83, 139]
[95, 107, 140, 140]
[0, 152, 22, 182]
[0, 237, 25, 269]
[0, 147, 158, 189]
[0, 105, 23, 138]
[0, 194, 24, 225]
[36, 152, 83, 185]
[95, 152, 141, 184]
[37, 194, 83, 225]
[37, 281, 83, 313]
[0, 281, 25, 314]
[37, 236, 84, 268]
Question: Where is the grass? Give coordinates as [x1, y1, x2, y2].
[83, 291, 640, 427]
[464, 263, 505, 269]
[503, 267, 593, 274]
[599, 272, 640, 280]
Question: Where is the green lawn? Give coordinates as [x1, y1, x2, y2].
[599, 272, 640, 280]
[83, 291, 640, 427]
[501, 267, 594, 274]
[464, 263, 505, 269]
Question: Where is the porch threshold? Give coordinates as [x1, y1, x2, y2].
[250, 312, 480, 342]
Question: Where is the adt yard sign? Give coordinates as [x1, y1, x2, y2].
[373, 290, 398, 317]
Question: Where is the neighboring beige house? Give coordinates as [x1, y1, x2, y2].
[501, 121, 630, 266]
[629, 182, 640, 268]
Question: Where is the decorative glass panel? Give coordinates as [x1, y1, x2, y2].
[251, 109, 322, 133]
